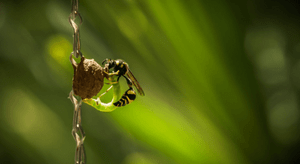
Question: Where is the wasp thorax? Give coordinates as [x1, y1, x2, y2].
[72, 57, 108, 99]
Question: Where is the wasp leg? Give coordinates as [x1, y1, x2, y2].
[98, 85, 113, 98]
[104, 70, 120, 77]
[105, 75, 121, 85]
[104, 71, 119, 83]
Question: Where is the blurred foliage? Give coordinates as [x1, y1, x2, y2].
[1, 0, 300, 163]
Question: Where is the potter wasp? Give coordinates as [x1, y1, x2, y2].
[102, 59, 145, 107]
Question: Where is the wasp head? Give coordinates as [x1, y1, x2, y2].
[102, 58, 116, 69]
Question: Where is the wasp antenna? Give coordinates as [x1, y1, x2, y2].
[102, 58, 111, 65]
[101, 59, 107, 65]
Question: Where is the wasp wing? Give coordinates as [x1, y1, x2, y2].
[126, 69, 145, 96]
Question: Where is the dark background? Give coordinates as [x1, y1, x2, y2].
[0, 0, 300, 163]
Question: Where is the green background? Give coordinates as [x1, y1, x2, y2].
[0, 0, 300, 163]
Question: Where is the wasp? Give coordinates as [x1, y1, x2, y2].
[102, 59, 145, 107]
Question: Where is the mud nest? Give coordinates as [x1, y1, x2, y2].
[71, 57, 108, 99]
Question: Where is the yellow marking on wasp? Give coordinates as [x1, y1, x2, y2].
[116, 60, 119, 65]
[126, 96, 134, 103]
[127, 90, 135, 95]
[121, 98, 127, 105]
[120, 100, 123, 106]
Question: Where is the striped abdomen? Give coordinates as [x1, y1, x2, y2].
[113, 87, 136, 107]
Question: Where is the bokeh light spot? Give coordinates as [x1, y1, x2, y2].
[267, 91, 300, 145]
[2, 88, 69, 162]
[255, 48, 287, 84]
[46, 35, 72, 70]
